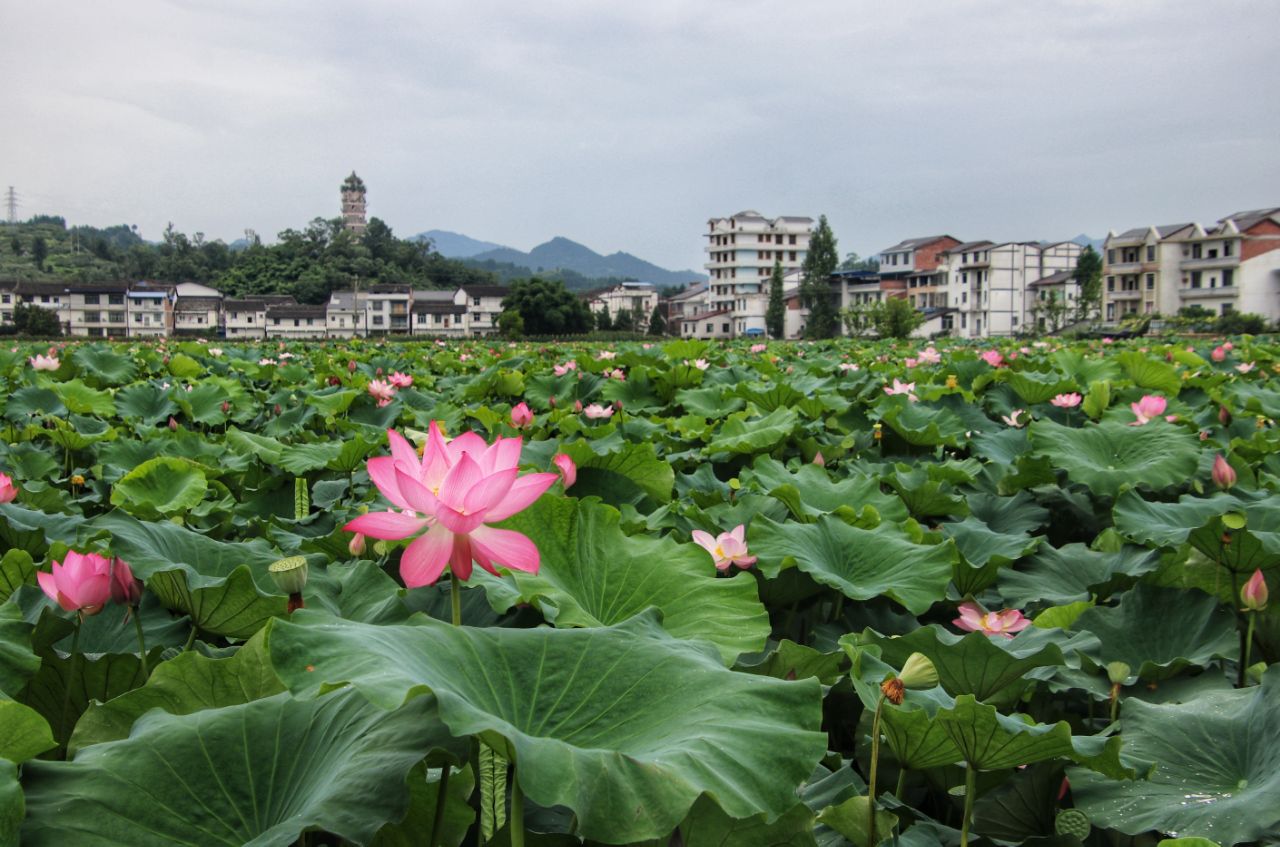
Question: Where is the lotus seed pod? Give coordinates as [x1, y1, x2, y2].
[1055, 809, 1090, 839]
[898, 652, 939, 690]
[1106, 661, 1131, 685]
[268, 556, 309, 595]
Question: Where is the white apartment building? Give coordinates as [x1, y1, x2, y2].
[457, 285, 508, 336]
[1103, 207, 1280, 322]
[172, 282, 223, 335]
[411, 299, 468, 337]
[583, 281, 658, 330]
[266, 304, 328, 339]
[67, 283, 129, 338]
[326, 290, 359, 338]
[127, 283, 172, 337]
[704, 211, 812, 337]
[363, 285, 411, 335]
[944, 241, 1081, 337]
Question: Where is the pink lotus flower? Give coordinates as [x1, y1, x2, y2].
[839, 363, 859, 372]
[343, 425, 558, 586]
[388, 372, 414, 388]
[1211, 346, 1227, 362]
[981, 350, 1005, 368]
[367, 379, 396, 407]
[583, 403, 614, 420]
[692, 359, 710, 371]
[1241, 568, 1268, 611]
[691, 525, 757, 571]
[207, 347, 223, 357]
[918, 347, 941, 365]
[1236, 362, 1256, 374]
[953, 601, 1030, 639]
[0, 472, 16, 503]
[553, 361, 578, 376]
[510, 402, 533, 428]
[605, 368, 626, 380]
[904, 357, 918, 368]
[1050, 393, 1082, 408]
[553, 453, 576, 489]
[109, 557, 142, 607]
[38, 551, 114, 615]
[596, 350, 617, 360]
[1130, 395, 1170, 426]
[750, 343, 767, 353]
[884, 378, 917, 401]
[1223, 341, 1234, 351]
[1212, 454, 1237, 489]
[1001, 409, 1028, 427]
[29, 354, 59, 371]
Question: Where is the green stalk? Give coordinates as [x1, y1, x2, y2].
[960, 763, 976, 847]
[509, 776, 525, 847]
[427, 766, 451, 847]
[183, 624, 198, 653]
[450, 570, 462, 627]
[1243, 611, 1257, 686]
[59, 619, 82, 746]
[867, 693, 886, 847]
[894, 767, 907, 799]
[132, 607, 150, 677]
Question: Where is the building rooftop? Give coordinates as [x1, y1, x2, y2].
[947, 240, 996, 253]
[175, 297, 223, 311]
[266, 304, 327, 319]
[459, 285, 510, 298]
[411, 289, 455, 302]
[880, 235, 959, 253]
[411, 301, 467, 315]
[1028, 270, 1076, 287]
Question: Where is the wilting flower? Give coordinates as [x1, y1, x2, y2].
[388, 371, 414, 388]
[37, 551, 114, 615]
[1241, 569, 1268, 612]
[109, 557, 142, 607]
[510, 401, 533, 428]
[367, 379, 397, 407]
[553, 453, 576, 489]
[1130, 394, 1170, 425]
[0, 472, 16, 503]
[29, 354, 59, 371]
[1212, 454, 1237, 489]
[981, 350, 1005, 368]
[691, 524, 757, 571]
[583, 403, 614, 420]
[1001, 409, 1028, 427]
[884, 379, 917, 401]
[342, 425, 558, 586]
[954, 601, 1030, 639]
[1050, 393, 1082, 408]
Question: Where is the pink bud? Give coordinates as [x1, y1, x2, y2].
[1211, 346, 1227, 362]
[573, 400, 583, 413]
[510, 402, 533, 429]
[1212, 454, 1237, 489]
[548, 395, 556, 408]
[348, 360, 357, 372]
[348, 533, 366, 556]
[375, 367, 383, 376]
[1223, 341, 1234, 351]
[1219, 406, 1232, 426]
[553, 453, 576, 489]
[1242, 568, 1268, 611]
[273, 404, 282, 416]
[109, 557, 143, 607]
[168, 416, 178, 431]
[813, 451, 825, 467]
[221, 400, 231, 414]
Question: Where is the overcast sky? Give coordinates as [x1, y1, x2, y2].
[3, 1, 1276, 273]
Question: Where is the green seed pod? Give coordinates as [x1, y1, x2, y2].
[1055, 809, 1090, 839]
[268, 556, 309, 595]
[1106, 661, 1131, 686]
[898, 652, 939, 690]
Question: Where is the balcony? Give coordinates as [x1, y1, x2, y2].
[1180, 285, 1238, 300]
[1109, 289, 1142, 301]
[1107, 261, 1143, 274]
[1181, 255, 1239, 271]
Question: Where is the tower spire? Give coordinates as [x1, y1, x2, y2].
[341, 172, 367, 236]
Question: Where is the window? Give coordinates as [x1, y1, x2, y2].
[1106, 303, 1115, 320]
[109, 311, 124, 323]
[1, 295, 9, 304]
[790, 251, 797, 261]
[722, 323, 730, 333]
[1011, 316, 1018, 327]
[1222, 303, 1233, 315]
[84, 294, 100, 305]
[1145, 273, 1154, 289]
[1190, 271, 1202, 289]
[472, 297, 481, 306]
[1106, 276, 1115, 292]
[84, 311, 100, 323]
[1222, 269, 1234, 287]
[108, 294, 124, 305]
[789, 235, 797, 245]
[434, 314, 443, 324]
[1107, 249, 1116, 264]
[1191, 243, 1202, 259]
[372, 315, 384, 326]
[1224, 241, 1233, 257]
[705, 323, 713, 333]
[41, 295, 50, 303]
[1146, 245, 1155, 261]
[273, 318, 281, 326]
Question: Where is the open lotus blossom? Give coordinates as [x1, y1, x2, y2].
[839, 363, 859, 372]
[692, 358, 710, 371]
[980, 350, 1005, 368]
[29, 354, 59, 371]
[1236, 362, 1256, 374]
[0, 472, 16, 503]
[1212, 454, 1237, 489]
[953, 601, 1031, 639]
[596, 350, 617, 360]
[691, 524, 757, 571]
[553, 361, 578, 376]
[258, 357, 277, 366]
[388, 371, 414, 388]
[343, 425, 558, 586]
[750, 343, 767, 353]
[38, 550, 114, 615]
[553, 453, 576, 489]
[583, 403, 614, 419]
[1130, 394, 1174, 425]
[1211, 346, 1227, 362]
[605, 368, 626, 380]
[904, 357, 918, 368]
[1001, 409, 1028, 427]
[1050, 393, 1082, 408]
[884, 378, 917, 401]
[367, 379, 397, 407]
[207, 347, 223, 357]
[1241, 568, 1268, 611]
[510, 401, 533, 428]
[917, 347, 942, 365]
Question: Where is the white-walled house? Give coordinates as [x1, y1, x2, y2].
[582, 281, 658, 330]
[943, 241, 1082, 337]
[172, 282, 223, 336]
[266, 304, 327, 339]
[456, 285, 508, 336]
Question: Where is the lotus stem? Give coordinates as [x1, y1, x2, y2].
[960, 762, 976, 847]
[59, 618, 82, 747]
[1243, 612, 1256, 686]
[867, 693, 886, 847]
[132, 607, 149, 677]
[183, 624, 198, 652]
[450, 571, 462, 627]
[510, 775, 525, 847]
[428, 766, 450, 847]
[894, 767, 906, 799]
[1109, 685, 1120, 724]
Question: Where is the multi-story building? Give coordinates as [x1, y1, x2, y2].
[456, 285, 508, 336]
[1, 280, 70, 332]
[127, 282, 173, 337]
[1174, 207, 1280, 318]
[172, 282, 223, 336]
[326, 290, 359, 338]
[704, 211, 812, 336]
[411, 299, 469, 337]
[1101, 223, 1192, 321]
[266, 304, 328, 339]
[364, 284, 411, 335]
[943, 241, 1081, 337]
[67, 282, 129, 338]
[877, 236, 963, 303]
[664, 283, 708, 328]
[582, 281, 658, 330]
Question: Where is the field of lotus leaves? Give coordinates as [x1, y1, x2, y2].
[0, 334, 1277, 846]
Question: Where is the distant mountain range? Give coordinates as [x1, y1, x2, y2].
[1069, 234, 1105, 252]
[414, 230, 704, 288]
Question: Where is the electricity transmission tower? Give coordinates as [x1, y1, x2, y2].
[4, 187, 16, 224]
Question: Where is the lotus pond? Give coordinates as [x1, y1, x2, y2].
[0, 335, 1278, 846]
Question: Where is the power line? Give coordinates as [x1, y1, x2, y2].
[4, 187, 16, 224]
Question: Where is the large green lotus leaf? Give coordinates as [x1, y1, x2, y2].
[3, 386, 65, 420]
[938, 695, 1129, 778]
[886, 468, 969, 519]
[0, 441, 60, 483]
[0, 698, 55, 762]
[226, 427, 287, 463]
[69, 630, 284, 754]
[0, 759, 20, 847]
[173, 382, 231, 425]
[371, 761, 475, 847]
[997, 542, 1162, 607]
[560, 440, 674, 505]
[845, 648, 962, 770]
[943, 516, 1040, 570]
[751, 515, 954, 615]
[305, 388, 358, 417]
[1070, 584, 1237, 681]
[44, 415, 116, 451]
[276, 441, 344, 474]
[268, 610, 828, 844]
[0, 503, 85, 557]
[21, 646, 156, 746]
[109, 456, 209, 517]
[676, 385, 745, 418]
[598, 369, 663, 412]
[1112, 490, 1243, 548]
[1116, 350, 1182, 396]
[736, 639, 847, 686]
[0, 603, 38, 698]
[0, 550, 34, 604]
[114, 382, 179, 424]
[22, 690, 455, 847]
[705, 406, 799, 454]
[1071, 670, 1280, 845]
[493, 497, 769, 663]
[51, 379, 115, 416]
[741, 457, 908, 522]
[850, 626, 1070, 702]
[71, 345, 137, 387]
[1028, 419, 1200, 498]
[676, 796, 818, 847]
[1003, 370, 1078, 405]
[877, 400, 968, 447]
[970, 762, 1064, 843]
[1114, 490, 1280, 574]
[816, 796, 897, 847]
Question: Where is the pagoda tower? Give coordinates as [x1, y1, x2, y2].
[341, 171, 367, 236]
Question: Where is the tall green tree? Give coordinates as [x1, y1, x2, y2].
[613, 308, 635, 332]
[13, 303, 61, 336]
[839, 252, 879, 272]
[596, 305, 613, 331]
[648, 305, 667, 336]
[870, 296, 924, 339]
[502, 278, 595, 335]
[31, 236, 47, 271]
[1074, 246, 1103, 323]
[800, 215, 839, 338]
[765, 259, 785, 339]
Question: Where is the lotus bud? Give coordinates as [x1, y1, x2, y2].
[813, 451, 825, 467]
[1219, 405, 1232, 426]
[269, 556, 309, 613]
[1242, 568, 1268, 612]
[109, 557, 143, 607]
[898, 652, 938, 690]
[348, 532, 366, 556]
[274, 404, 282, 416]
[375, 367, 383, 376]
[574, 400, 583, 413]
[1105, 661, 1131, 685]
[221, 400, 231, 414]
[1211, 346, 1227, 362]
[348, 360, 357, 372]
[168, 416, 178, 431]
[1212, 454, 1237, 489]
